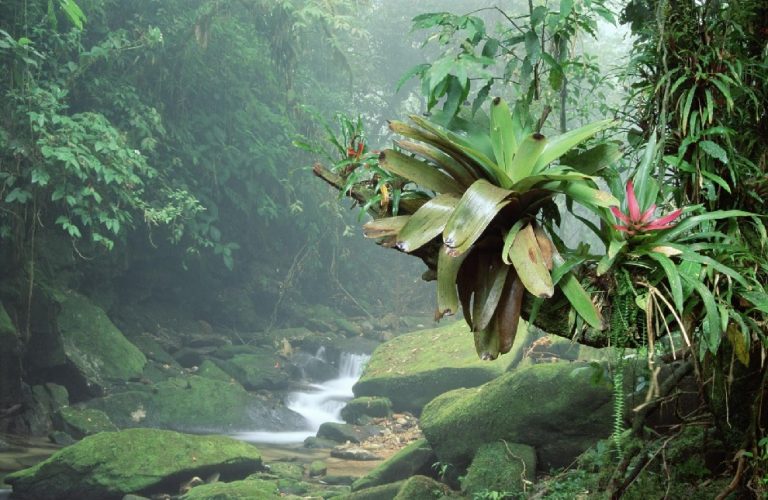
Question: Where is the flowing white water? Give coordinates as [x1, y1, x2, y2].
[236, 350, 370, 444]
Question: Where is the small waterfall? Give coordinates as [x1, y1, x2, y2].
[236, 351, 370, 444]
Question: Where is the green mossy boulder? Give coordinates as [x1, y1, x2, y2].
[213, 352, 289, 391]
[420, 361, 613, 470]
[353, 321, 518, 414]
[129, 334, 180, 367]
[394, 475, 453, 499]
[84, 375, 305, 433]
[341, 397, 392, 424]
[309, 460, 327, 477]
[351, 438, 436, 491]
[344, 481, 404, 500]
[29, 290, 146, 398]
[180, 478, 281, 499]
[268, 461, 304, 480]
[197, 360, 233, 382]
[4, 429, 263, 500]
[53, 406, 118, 439]
[460, 442, 535, 497]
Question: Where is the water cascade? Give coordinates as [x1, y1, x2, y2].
[236, 350, 370, 444]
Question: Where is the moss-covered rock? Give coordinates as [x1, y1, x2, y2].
[317, 422, 380, 444]
[341, 397, 392, 424]
[180, 478, 281, 499]
[4, 429, 263, 499]
[309, 460, 327, 477]
[213, 352, 289, 391]
[353, 321, 518, 414]
[267, 461, 304, 480]
[460, 442, 535, 497]
[344, 481, 404, 500]
[28, 290, 147, 399]
[53, 406, 118, 439]
[351, 438, 436, 491]
[197, 360, 233, 382]
[420, 361, 613, 470]
[394, 475, 453, 499]
[129, 333, 179, 367]
[84, 375, 306, 433]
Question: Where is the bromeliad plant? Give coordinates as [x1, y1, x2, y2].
[594, 136, 757, 358]
[362, 97, 620, 359]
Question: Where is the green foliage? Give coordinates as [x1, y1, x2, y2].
[401, 2, 616, 129]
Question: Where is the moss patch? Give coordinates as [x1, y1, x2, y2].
[180, 478, 281, 499]
[353, 320, 518, 413]
[420, 361, 613, 470]
[394, 475, 453, 499]
[351, 438, 436, 491]
[53, 407, 118, 438]
[341, 397, 392, 424]
[461, 441, 535, 496]
[84, 375, 302, 433]
[56, 291, 146, 389]
[213, 352, 287, 391]
[5, 429, 262, 499]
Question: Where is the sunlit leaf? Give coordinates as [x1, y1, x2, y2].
[443, 179, 511, 256]
[508, 223, 554, 298]
[490, 97, 517, 173]
[396, 194, 459, 252]
[379, 149, 462, 194]
[531, 119, 614, 174]
[508, 133, 547, 183]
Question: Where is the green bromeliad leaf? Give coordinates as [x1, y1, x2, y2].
[531, 119, 615, 174]
[396, 194, 460, 252]
[395, 139, 477, 188]
[507, 133, 547, 183]
[379, 149, 462, 195]
[437, 245, 470, 318]
[559, 142, 622, 175]
[490, 97, 518, 174]
[508, 223, 554, 298]
[443, 179, 512, 256]
[362, 216, 411, 238]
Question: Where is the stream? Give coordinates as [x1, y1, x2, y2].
[235, 349, 370, 444]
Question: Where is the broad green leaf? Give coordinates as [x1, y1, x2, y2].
[597, 239, 627, 276]
[658, 210, 753, 243]
[395, 140, 477, 187]
[559, 271, 604, 330]
[681, 87, 695, 136]
[507, 133, 547, 183]
[490, 97, 517, 173]
[510, 168, 592, 192]
[726, 324, 750, 367]
[738, 290, 768, 315]
[559, 142, 622, 175]
[396, 194, 459, 252]
[379, 149, 462, 194]
[396, 63, 430, 92]
[644, 251, 684, 313]
[668, 245, 748, 288]
[443, 180, 512, 256]
[531, 119, 614, 174]
[474, 255, 511, 331]
[633, 132, 658, 211]
[681, 273, 721, 354]
[699, 140, 728, 164]
[508, 223, 554, 298]
[410, 115, 512, 187]
[437, 245, 470, 318]
[362, 216, 411, 238]
[501, 219, 527, 265]
[550, 181, 619, 208]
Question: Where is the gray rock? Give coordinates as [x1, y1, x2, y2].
[316, 422, 380, 444]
